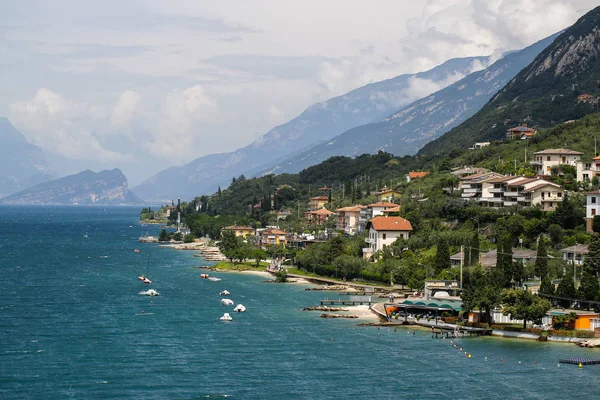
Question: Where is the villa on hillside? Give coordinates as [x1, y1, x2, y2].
[461, 172, 565, 211]
[576, 155, 600, 182]
[560, 244, 589, 265]
[305, 208, 335, 225]
[257, 228, 288, 247]
[308, 196, 331, 211]
[363, 216, 412, 260]
[221, 225, 255, 237]
[376, 187, 402, 202]
[451, 167, 490, 179]
[506, 124, 537, 139]
[405, 171, 429, 183]
[335, 206, 362, 235]
[584, 190, 600, 232]
[530, 148, 583, 175]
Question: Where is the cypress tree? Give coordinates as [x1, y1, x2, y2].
[556, 275, 577, 308]
[539, 276, 554, 296]
[435, 237, 451, 275]
[470, 230, 480, 266]
[534, 236, 548, 278]
[583, 233, 600, 277]
[218, 186, 222, 198]
[579, 272, 600, 309]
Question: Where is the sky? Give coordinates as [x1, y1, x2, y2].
[0, 0, 598, 184]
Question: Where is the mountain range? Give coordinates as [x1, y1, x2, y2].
[0, 118, 53, 198]
[0, 168, 141, 205]
[420, 6, 600, 156]
[256, 33, 559, 175]
[131, 56, 491, 201]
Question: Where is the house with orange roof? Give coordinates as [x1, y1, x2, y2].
[221, 225, 255, 237]
[506, 124, 537, 139]
[405, 171, 429, 183]
[305, 208, 335, 225]
[376, 187, 402, 202]
[363, 216, 412, 258]
[257, 228, 288, 247]
[308, 195, 331, 211]
[335, 206, 362, 234]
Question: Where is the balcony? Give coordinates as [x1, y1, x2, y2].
[504, 201, 518, 206]
[488, 187, 504, 193]
[503, 191, 521, 197]
[365, 238, 376, 244]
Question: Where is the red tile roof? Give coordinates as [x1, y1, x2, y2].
[367, 216, 412, 231]
[408, 171, 429, 179]
[223, 225, 254, 231]
[367, 201, 398, 208]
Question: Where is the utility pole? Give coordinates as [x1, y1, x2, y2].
[460, 245, 464, 289]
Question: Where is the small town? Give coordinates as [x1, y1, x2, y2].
[139, 119, 600, 346]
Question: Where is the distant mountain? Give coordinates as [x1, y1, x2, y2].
[132, 56, 490, 201]
[0, 118, 53, 197]
[1, 168, 142, 205]
[259, 33, 559, 175]
[420, 6, 600, 156]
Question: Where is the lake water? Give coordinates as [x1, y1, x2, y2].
[1, 206, 599, 399]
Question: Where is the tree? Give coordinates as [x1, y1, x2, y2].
[501, 289, 552, 330]
[556, 275, 577, 308]
[583, 233, 600, 277]
[183, 233, 196, 243]
[539, 276, 555, 296]
[461, 274, 501, 324]
[158, 229, 169, 242]
[219, 230, 241, 262]
[251, 248, 268, 267]
[534, 236, 548, 278]
[593, 215, 600, 234]
[435, 237, 450, 275]
[218, 186, 222, 197]
[470, 230, 480, 266]
[578, 272, 600, 309]
[547, 224, 563, 248]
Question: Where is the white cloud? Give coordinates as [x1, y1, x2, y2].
[1, 0, 598, 174]
[110, 90, 141, 129]
[145, 85, 219, 159]
[9, 88, 133, 163]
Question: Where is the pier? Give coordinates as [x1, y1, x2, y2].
[320, 298, 375, 306]
[559, 357, 600, 365]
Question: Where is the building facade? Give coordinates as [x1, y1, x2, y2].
[363, 216, 412, 258]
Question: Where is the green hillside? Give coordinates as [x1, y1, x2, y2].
[420, 6, 600, 156]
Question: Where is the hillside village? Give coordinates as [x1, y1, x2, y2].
[137, 8, 600, 337]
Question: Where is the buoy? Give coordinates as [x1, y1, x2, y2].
[534, 361, 537, 365]
[468, 354, 472, 358]
[500, 359, 504, 362]
[518, 361, 521, 364]
[579, 363, 583, 369]
[558, 364, 560, 367]
[485, 357, 488, 361]
[141, 310, 144, 314]
[331, 337, 334, 341]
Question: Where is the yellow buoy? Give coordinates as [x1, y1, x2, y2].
[468, 354, 472, 358]
[579, 363, 583, 369]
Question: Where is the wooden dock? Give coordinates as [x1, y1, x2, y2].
[320, 299, 375, 306]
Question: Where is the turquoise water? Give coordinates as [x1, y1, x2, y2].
[1, 206, 600, 399]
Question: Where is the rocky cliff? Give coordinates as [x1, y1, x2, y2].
[1, 169, 142, 205]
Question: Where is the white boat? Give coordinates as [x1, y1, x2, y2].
[220, 313, 232, 321]
[208, 277, 222, 282]
[220, 290, 230, 296]
[233, 304, 246, 313]
[140, 289, 159, 296]
[221, 299, 234, 305]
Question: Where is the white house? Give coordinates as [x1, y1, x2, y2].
[577, 155, 600, 182]
[585, 190, 600, 232]
[530, 148, 583, 175]
[560, 244, 588, 265]
[335, 206, 361, 235]
[363, 216, 412, 259]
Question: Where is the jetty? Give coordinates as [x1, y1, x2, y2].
[194, 247, 227, 261]
[559, 357, 600, 365]
[320, 295, 374, 306]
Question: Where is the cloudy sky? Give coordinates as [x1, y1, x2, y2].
[0, 0, 597, 184]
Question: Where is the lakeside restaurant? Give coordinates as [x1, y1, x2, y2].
[384, 299, 463, 323]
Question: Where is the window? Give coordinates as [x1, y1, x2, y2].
[546, 166, 551, 172]
[593, 209, 597, 216]
[382, 233, 387, 240]
[593, 197, 597, 204]
[558, 192, 562, 198]
[547, 156, 551, 161]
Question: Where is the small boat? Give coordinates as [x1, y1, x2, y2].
[220, 290, 230, 296]
[83, 233, 89, 238]
[140, 289, 159, 296]
[220, 313, 232, 321]
[221, 299, 234, 305]
[138, 275, 152, 284]
[208, 277, 222, 282]
[201, 274, 209, 279]
[134, 249, 140, 253]
[233, 304, 246, 313]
